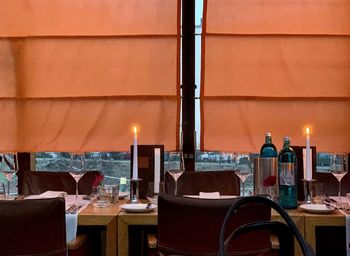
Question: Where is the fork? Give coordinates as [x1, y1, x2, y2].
[66, 205, 76, 214]
[71, 205, 83, 214]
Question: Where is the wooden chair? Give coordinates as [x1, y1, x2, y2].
[0, 198, 91, 256]
[21, 170, 101, 195]
[156, 194, 272, 256]
[165, 170, 240, 196]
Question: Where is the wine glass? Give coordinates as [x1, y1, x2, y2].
[233, 153, 253, 196]
[166, 152, 185, 195]
[69, 152, 86, 201]
[329, 153, 348, 203]
[0, 152, 18, 199]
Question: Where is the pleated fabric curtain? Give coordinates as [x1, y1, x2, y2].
[201, 0, 350, 152]
[0, 0, 180, 152]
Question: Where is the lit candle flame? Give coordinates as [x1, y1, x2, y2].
[134, 126, 137, 135]
[305, 127, 310, 135]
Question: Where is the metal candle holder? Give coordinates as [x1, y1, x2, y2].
[302, 179, 316, 204]
[129, 178, 142, 204]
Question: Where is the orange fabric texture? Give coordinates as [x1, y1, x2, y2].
[206, 0, 350, 35]
[0, 0, 177, 36]
[202, 0, 350, 152]
[0, 0, 180, 152]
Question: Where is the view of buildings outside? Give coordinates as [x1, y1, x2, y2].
[0, 151, 339, 196]
[31, 151, 334, 196]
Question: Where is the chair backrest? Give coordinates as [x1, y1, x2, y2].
[157, 194, 271, 256]
[218, 196, 314, 256]
[165, 170, 240, 196]
[22, 170, 101, 195]
[0, 198, 67, 256]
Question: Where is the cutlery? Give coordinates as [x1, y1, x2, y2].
[71, 205, 83, 214]
[66, 205, 76, 214]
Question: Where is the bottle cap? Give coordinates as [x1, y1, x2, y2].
[265, 132, 271, 137]
[283, 136, 291, 142]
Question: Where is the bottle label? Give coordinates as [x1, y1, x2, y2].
[279, 163, 295, 186]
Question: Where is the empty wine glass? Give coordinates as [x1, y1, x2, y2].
[0, 152, 18, 199]
[233, 153, 253, 196]
[69, 152, 86, 201]
[166, 152, 185, 195]
[329, 153, 348, 203]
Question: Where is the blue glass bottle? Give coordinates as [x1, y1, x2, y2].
[260, 132, 277, 158]
[278, 137, 297, 209]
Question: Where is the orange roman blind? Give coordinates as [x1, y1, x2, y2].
[0, 0, 180, 152]
[201, 0, 350, 152]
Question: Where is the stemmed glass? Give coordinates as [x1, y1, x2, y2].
[233, 153, 253, 196]
[0, 152, 18, 199]
[166, 152, 185, 195]
[69, 152, 86, 201]
[329, 153, 348, 203]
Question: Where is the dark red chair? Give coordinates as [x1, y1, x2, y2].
[21, 170, 101, 195]
[0, 197, 91, 256]
[165, 170, 240, 196]
[157, 194, 272, 256]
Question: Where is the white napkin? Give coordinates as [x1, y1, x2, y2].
[66, 213, 78, 243]
[331, 196, 350, 256]
[199, 192, 220, 199]
[25, 190, 67, 199]
[65, 202, 89, 243]
[64, 196, 89, 243]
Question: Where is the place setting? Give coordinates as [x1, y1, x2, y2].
[299, 152, 348, 214]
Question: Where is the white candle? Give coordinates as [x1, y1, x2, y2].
[305, 127, 312, 181]
[154, 148, 160, 193]
[132, 126, 138, 180]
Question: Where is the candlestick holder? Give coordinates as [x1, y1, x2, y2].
[129, 178, 142, 204]
[302, 179, 316, 204]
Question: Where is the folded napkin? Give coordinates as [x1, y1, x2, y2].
[66, 213, 78, 243]
[199, 192, 220, 199]
[330, 196, 350, 256]
[25, 191, 68, 199]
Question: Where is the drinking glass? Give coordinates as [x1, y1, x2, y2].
[233, 153, 253, 196]
[69, 152, 86, 201]
[0, 152, 18, 199]
[166, 152, 185, 195]
[329, 153, 348, 203]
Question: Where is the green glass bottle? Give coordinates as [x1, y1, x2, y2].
[260, 132, 277, 158]
[278, 137, 297, 209]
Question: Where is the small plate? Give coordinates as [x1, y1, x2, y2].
[299, 204, 335, 214]
[119, 192, 129, 199]
[121, 203, 157, 213]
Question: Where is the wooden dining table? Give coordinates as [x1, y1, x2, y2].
[78, 199, 127, 256]
[76, 198, 348, 256]
[118, 208, 305, 256]
[117, 206, 348, 256]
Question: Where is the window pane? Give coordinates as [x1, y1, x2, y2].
[35, 152, 131, 186]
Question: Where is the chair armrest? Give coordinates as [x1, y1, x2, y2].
[67, 234, 88, 250]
